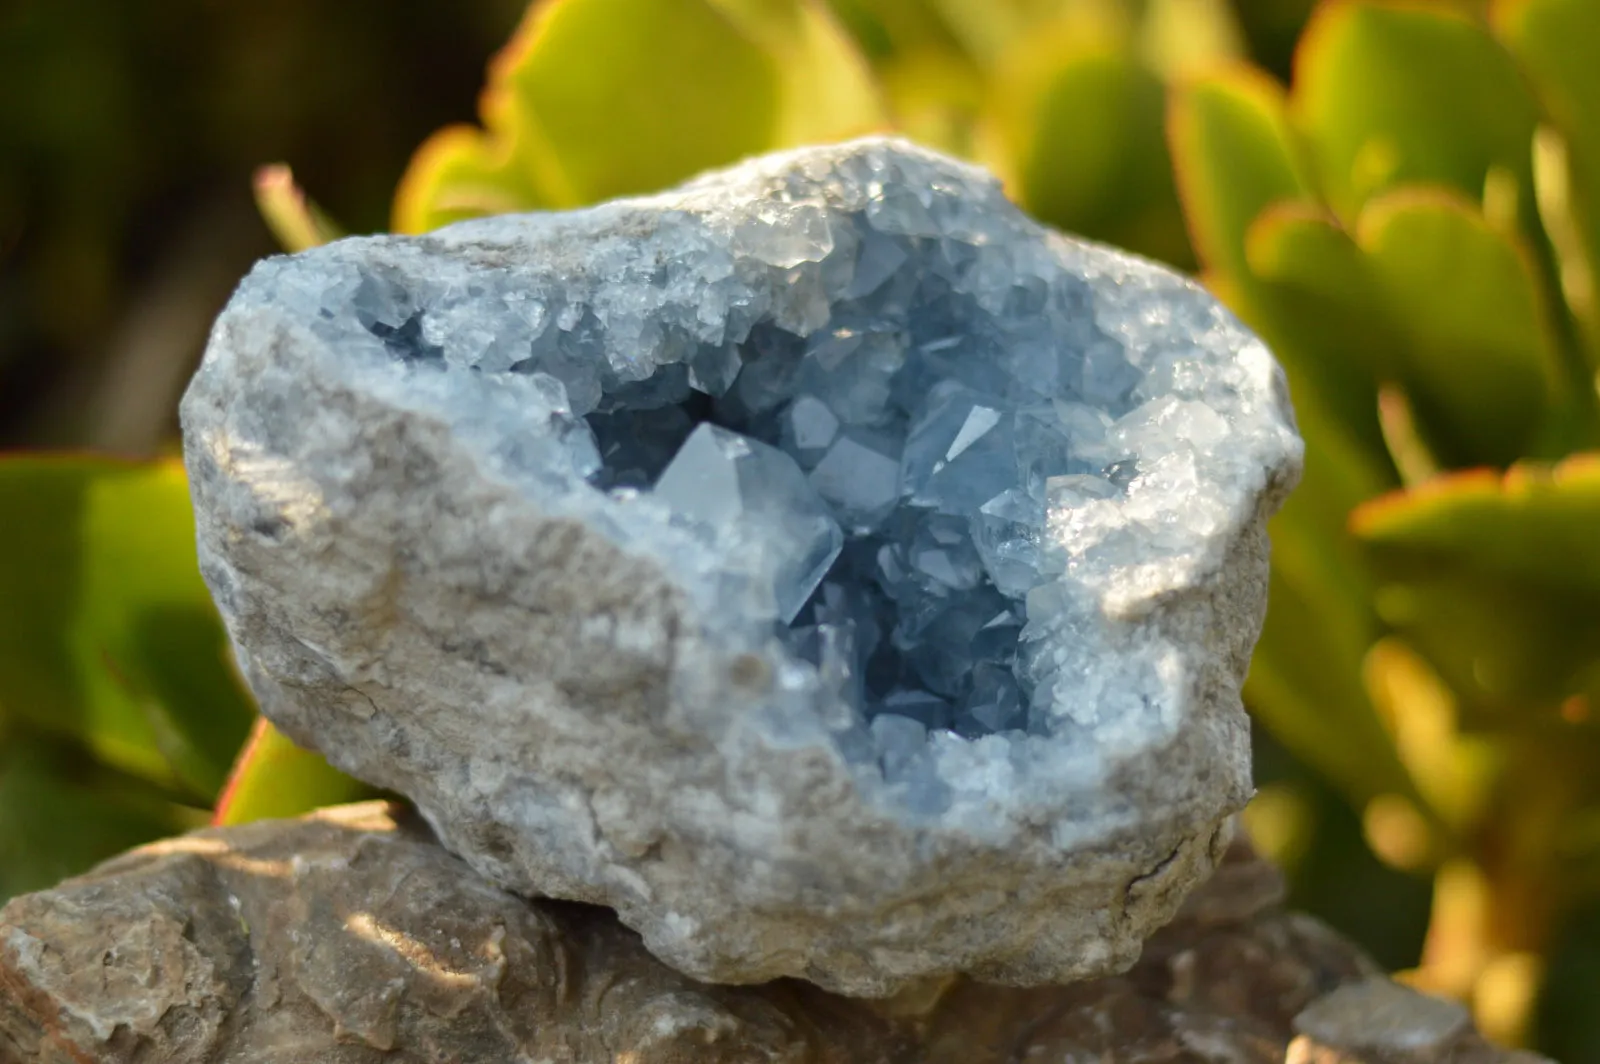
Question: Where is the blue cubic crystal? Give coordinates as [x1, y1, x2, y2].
[901, 382, 1022, 514]
[653, 424, 843, 623]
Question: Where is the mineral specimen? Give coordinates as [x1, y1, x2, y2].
[181, 137, 1302, 994]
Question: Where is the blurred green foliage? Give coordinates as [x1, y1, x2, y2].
[0, 0, 526, 446]
[0, 458, 236, 891]
[2, 0, 1598, 1054]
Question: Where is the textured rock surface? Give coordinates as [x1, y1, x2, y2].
[0, 806, 1545, 1064]
[1285, 979, 1551, 1064]
[181, 137, 1302, 993]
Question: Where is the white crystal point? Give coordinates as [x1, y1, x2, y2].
[181, 137, 1303, 997]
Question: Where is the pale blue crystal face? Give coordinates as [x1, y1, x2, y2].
[653, 424, 844, 624]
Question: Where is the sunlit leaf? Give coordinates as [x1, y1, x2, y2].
[1244, 200, 1412, 427]
[924, 0, 1037, 66]
[1250, 388, 1413, 803]
[475, 0, 774, 205]
[1235, 319, 1409, 809]
[983, 16, 1192, 266]
[1137, 0, 1247, 81]
[395, 0, 778, 230]
[710, 0, 889, 145]
[1363, 637, 1498, 837]
[1168, 65, 1313, 278]
[0, 456, 255, 798]
[1294, 1, 1541, 223]
[1170, 79, 1407, 803]
[1375, 569, 1600, 728]
[1247, 556, 1419, 807]
[1246, 193, 1566, 468]
[393, 124, 549, 234]
[1495, 0, 1600, 366]
[1171, 72, 1392, 468]
[1355, 188, 1565, 465]
[1244, 201, 1391, 361]
[824, 0, 983, 151]
[876, 47, 986, 155]
[1353, 460, 1600, 721]
[826, 0, 973, 62]
[1372, 385, 1444, 487]
[1353, 456, 1600, 594]
[252, 164, 342, 253]
[394, 0, 884, 233]
[211, 717, 374, 827]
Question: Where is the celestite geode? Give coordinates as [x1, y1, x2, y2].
[180, 138, 1302, 995]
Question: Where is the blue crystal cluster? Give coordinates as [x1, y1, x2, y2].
[559, 207, 1135, 741]
[265, 145, 1163, 746]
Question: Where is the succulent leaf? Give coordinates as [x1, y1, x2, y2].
[212, 718, 374, 827]
[252, 164, 342, 253]
[392, 0, 884, 233]
[0, 457, 255, 800]
[1294, 1, 1541, 227]
[1169, 66, 1314, 279]
[1495, 0, 1600, 368]
[981, 18, 1190, 266]
[1353, 458, 1600, 722]
[1355, 187, 1565, 465]
[0, 739, 192, 903]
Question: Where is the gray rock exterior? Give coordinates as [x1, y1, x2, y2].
[1, 806, 1543, 1064]
[180, 138, 1302, 994]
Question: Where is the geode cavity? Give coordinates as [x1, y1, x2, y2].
[181, 138, 1302, 995]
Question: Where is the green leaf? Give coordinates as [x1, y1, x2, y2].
[1249, 404, 1417, 809]
[1500, 0, 1600, 169]
[212, 717, 374, 827]
[393, 0, 884, 232]
[1355, 188, 1564, 465]
[874, 47, 987, 155]
[515, 0, 775, 203]
[395, 0, 778, 229]
[1168, 65, 1314, 279]
[1353, 456, 1600, 595]
[0, 739, 194, 903]
[1245, 191, 1568, 467]
[394, 123, 549, 234]
[1371, 568, 1600, 726]
[1363, 637, 1499, 840]
[1171, 74, 1393, 470]
[824, 0, 984, 152]
[1163, 66, 1422, 810]
[1353, 459, 1600, 720]
[1495, 0, 1600, 365]
[1245, 202, 1391, 358]
[252, 164, 342, 253]
[923, 0, 1036, 67]
[476, 0, 780, 206]
[1137, 0, 1248, 82]
[982, 21, 1192, 267]
[0, 456, 255, 799]
[1247, 556, 1418, 808]
[1243, 201, 1409, 437]
[1294, 1, 1541, 223]
[824, 0, 973, 65]
[710, 0, 888, 145]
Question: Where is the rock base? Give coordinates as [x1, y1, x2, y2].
[0, 803, 1545, 1064]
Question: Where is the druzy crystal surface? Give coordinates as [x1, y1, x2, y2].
[181, 138, 1302, 995]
